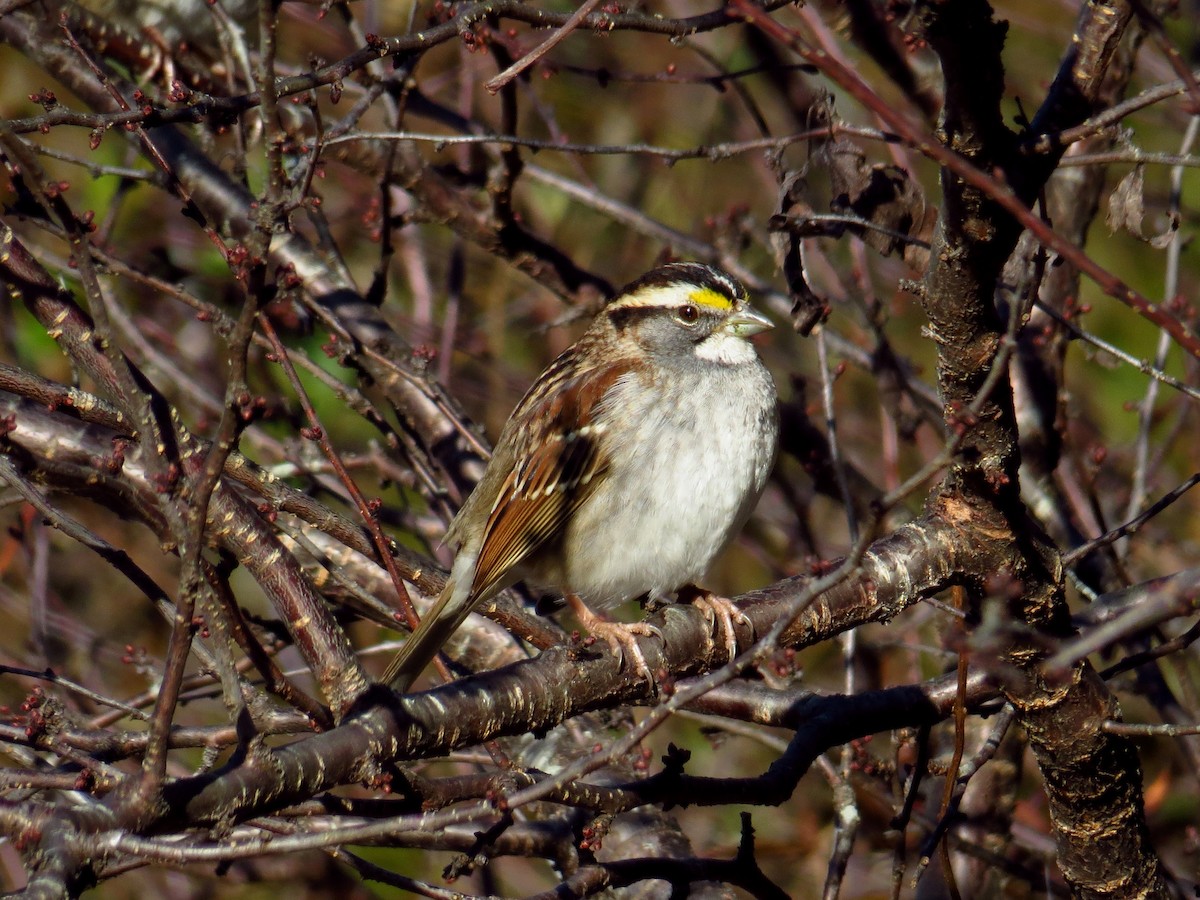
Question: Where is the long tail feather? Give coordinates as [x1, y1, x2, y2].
[381, 567, 477, 690]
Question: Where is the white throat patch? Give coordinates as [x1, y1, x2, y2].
[695, 330, 758, 365]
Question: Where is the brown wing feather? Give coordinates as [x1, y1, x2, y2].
[469, 357, 633, 599]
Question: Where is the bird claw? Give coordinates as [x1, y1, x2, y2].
[683, 588, 752, 662]
[568, 594, 660, 686]
[589, 620, 661, 686]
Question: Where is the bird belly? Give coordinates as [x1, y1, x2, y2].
[557, 363, 777, 608]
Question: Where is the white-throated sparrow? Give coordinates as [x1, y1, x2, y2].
[382, 262, 779, 690]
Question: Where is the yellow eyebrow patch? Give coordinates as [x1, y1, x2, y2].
[688, 287, 734, 311]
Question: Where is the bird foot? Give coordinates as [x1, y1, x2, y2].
[677, 585, 752, 662]
[567, 594, 661, 686]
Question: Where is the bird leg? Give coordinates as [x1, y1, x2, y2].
[676, 584, 753, 662]
[565, 593, 661, 686]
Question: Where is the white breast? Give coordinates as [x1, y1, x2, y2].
[557, 356, 778, 607]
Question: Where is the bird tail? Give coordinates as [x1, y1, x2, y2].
[380, 561, 477, 691]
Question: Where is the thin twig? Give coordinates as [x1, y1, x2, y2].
[485, 0, 605, 94]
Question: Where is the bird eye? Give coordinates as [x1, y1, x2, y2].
[677, 304, 700, 325]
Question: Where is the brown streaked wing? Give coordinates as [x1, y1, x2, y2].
[469, 359, 634, 599]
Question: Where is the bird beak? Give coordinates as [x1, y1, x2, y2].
[723, 305, 774, 337]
